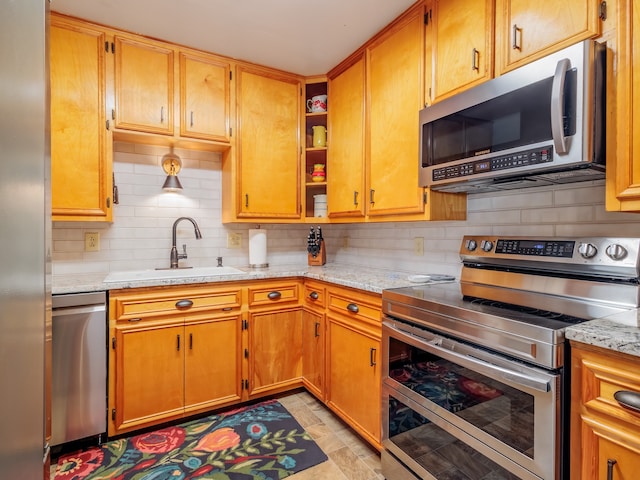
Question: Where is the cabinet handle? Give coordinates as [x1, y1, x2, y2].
[346, 303, 359, 313]
[175, 299, 194, 309]
[128, 317, 142, 322]
[512, 24, 522, 50]
[314, 322, 320, 337]
[369, 189, 375, 204]
[614, 390, 640, 413]
[245, 193, 249, 208]
[353, 190, 359, 206]
[472, 48, 479, 71]
[267, 291, 282, 300]
[160, 106, 165, 123]
[370, 347, 377, 366]
[190, 111, 194, 127]
[309, 291, 319, 300]
[607, 459, 617, 480]
[177, 334, 181, 351]
[189, 333, 193, 350]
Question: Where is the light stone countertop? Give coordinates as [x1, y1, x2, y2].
[52, 263, 640, 358]
[51, 263, 437, 296]
[566, 309, 640, 358]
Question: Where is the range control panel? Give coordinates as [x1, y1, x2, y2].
[459, 235, 640, 277]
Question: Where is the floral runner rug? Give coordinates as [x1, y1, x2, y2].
[53, 399, 328, 480]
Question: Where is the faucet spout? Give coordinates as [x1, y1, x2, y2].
[170, 217, 202, 268]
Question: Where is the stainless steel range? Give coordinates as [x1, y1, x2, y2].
[381, 236, 640, 480]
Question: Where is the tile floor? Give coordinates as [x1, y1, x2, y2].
[278, 391, 384, 480]
[51, 390, 384, 480]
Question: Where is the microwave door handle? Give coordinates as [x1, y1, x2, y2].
[550, 57, 571, 154]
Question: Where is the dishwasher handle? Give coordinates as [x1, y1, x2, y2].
[52, 304, 106, 317]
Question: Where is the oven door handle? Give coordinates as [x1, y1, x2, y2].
[384, 322, 552, 393]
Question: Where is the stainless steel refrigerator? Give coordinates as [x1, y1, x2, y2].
[0, 0, 50, 478]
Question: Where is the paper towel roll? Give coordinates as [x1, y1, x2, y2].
[249, 229, 268, 267]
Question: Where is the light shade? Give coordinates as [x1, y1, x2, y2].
[161, 152, 183, 191]
[162, 174, 183, 190]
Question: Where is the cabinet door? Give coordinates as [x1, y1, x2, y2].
[50, 17, 112, 221]
[495, 0, 600, 73]
[236, 66, 301, 219]
[114, 35, 174, 135]
[327, 54, 366, 218]
[432, 0, 494, 101]
[579, 422, 640, 480]
[180, 51, 231, 142]
[302, 308, 324, 399]
[113, 323, 184, 434]
[184, 315, 242, 412]
[247, 308, 303, 396]
[367, 9, 425, 217]
[607, 0, 640, 211]
[327, 315, 381, 446]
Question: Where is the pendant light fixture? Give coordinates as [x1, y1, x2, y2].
[161, 151, 183, 191]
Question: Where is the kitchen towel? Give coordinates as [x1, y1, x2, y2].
[249, 228, 268, 267]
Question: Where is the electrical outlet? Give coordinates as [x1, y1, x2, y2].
[343, 237, 349, 248]
[227, 232, 242, 249]
[413, 237, 424, 256]
[85, 232, 100, 252]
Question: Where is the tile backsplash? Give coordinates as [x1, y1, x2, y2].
[52, 143, 640, 278]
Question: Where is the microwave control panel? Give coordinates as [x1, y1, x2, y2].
[432, 146, 553, 181]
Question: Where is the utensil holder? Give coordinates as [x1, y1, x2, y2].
[308, 240, 326, 266]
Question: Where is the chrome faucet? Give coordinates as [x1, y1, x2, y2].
[170, 217, 202, 268]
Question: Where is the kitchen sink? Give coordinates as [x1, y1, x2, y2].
[103, 266, 245, 283]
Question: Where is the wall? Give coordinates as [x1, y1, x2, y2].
[52, 143, 640, 278]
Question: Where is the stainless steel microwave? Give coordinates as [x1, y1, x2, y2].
[419, 40, 606, 193]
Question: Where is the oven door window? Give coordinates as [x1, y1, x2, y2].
[387, 335, 535, 457]
[384, 389, 527, 480]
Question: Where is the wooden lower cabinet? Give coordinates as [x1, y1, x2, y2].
[247, 307, 303, 397]
[184, 316, 242, 412]
[114, 320, 184, 433]
[108, 279, 384, 448]
[326, 286, 382, 449]
[570, 342, 640, 479]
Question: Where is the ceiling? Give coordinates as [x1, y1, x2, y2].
[50, 0, 417, 76]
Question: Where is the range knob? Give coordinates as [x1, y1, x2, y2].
[578, 242, 598, 259]
[481, 240, 494, 252]
[465, 239, 477, 251]
[606, 244, 628, 261]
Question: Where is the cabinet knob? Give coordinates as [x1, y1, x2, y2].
[613, 390, 640, 413]
[309, 291, 319, 300]
[346, 303, 359, 313]
[175, 299, 194, 309]
[267, 291, 282, 300]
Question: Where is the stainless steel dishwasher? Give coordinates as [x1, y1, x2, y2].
[51, 291, 107, 446]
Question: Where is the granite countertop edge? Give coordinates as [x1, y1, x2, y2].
[53, 263, 640, 358]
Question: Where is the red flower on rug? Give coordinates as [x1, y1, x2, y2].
[132, 426, 186, 454]
[54, 449, 103, 478]
[194, 426, 240, 452]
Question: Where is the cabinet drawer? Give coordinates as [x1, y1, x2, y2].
[576, 346, 640, 428]
[110, 286, 242, 321]
[247, 281, 300, 308]
[303, 282, 326, 309]
[327, 287, 381, 325]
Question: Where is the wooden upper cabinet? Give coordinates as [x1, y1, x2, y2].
[114, 35, 174, 135]
[606, 0, 640, 211]
[495, 0, 601, 74]
[179, 51, 231, 142]
[235, 65, 301, 219]
[50, 15, 112, 222]
[327, 53, 366, 219]
[367, 6, 425, 217]
[431, 0, 495, 102]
